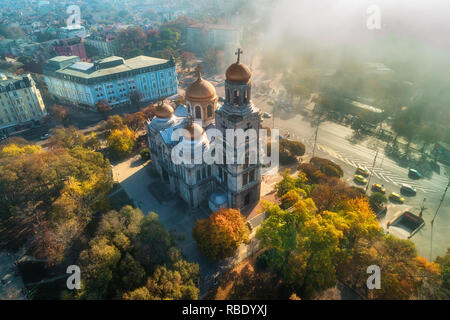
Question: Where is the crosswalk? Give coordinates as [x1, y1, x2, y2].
[293, 135, 436, 194]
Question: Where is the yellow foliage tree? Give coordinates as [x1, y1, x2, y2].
[0, 143, 41, 157]
[107, 126, 137, 159]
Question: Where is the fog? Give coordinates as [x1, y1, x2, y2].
[219, 0, 449, 141]
[263, 0, 450, 49]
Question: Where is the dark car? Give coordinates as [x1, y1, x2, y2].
[400, 184, 417, 196]
[408, 168, 422, 179]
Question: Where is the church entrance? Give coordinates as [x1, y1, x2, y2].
[244, 193, 250, 207]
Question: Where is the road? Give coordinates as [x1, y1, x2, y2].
[254, 94, 449, 260]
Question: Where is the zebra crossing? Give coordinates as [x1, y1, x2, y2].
[294, 135, 436, 194]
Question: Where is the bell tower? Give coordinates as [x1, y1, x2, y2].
[215, 49, 262, 212]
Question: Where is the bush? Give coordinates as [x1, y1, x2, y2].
[298, 163, 328, 184]
[310, 157, 343, 178]
[279, 150, 297, 166]
[140, 147, 150, 161]
[369, 192, 387, 212]
[283, 139, 306, 157]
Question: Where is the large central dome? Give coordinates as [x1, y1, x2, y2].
[186, 67, 216, 101]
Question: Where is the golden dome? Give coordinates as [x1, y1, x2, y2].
[226, 62, 252, 83]
[154, 101, 174, 119]
[186, 67, 217, 101]
[183, 121, 204, 141]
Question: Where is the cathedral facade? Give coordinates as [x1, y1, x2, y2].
[146, 53, 262, 212]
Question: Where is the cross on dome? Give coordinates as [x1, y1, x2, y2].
[235, 48, 243, 63]
[195, 65, 203, 79]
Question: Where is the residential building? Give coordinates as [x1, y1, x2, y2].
[52, 38, 87, 60]
[84, 34, 119, 58]
[0, 73, 47, 136]
[57, 25, 87, 39]
[186, 23, 241, 57]
[43, 55, 178, 108]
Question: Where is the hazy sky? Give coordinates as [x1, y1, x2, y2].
[264, 0, 450, 50]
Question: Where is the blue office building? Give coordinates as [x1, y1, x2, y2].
[43, 55, 178, 108]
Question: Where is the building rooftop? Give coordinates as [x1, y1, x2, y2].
[44, 55, 173, 82]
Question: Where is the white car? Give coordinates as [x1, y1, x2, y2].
[262, 112, 272, 118]
[40, 133, 50, 140]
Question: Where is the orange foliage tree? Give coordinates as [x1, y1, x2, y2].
[192, 208, 250, 260]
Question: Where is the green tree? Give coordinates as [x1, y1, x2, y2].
[49, 126, 87, 149]
[369, 192, 387, 212]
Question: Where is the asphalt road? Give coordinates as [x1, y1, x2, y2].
[254, 95, 449, 260]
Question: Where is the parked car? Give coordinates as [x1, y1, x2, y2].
[408, 168, 422, 179]
[39, 133, 50, 140]
[389, 192, 405, 204]
[400, 184, 417, 196]
[354, 174, 367, 184]
[371, 183, 386, 194]
[262, 112, 272, 118]
[356, 167, 370, 177]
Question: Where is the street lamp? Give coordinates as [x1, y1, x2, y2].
[430, 177, 450, 260]
[365, 149, 379, 193]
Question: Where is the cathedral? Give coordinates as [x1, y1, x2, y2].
[146, 51, 262, 213]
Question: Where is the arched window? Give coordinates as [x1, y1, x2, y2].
[234, 90, 239, 105]
[244, 89, 248, 104]
[195, 106, 202, 119]
[207, 105, 212, 118]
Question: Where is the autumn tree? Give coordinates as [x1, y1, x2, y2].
[96, 99, 112, 115]
[275, 169, 310, 198]
[50, 105, 69, 124]
[107, 127, 137, 159]
[193, 208, 250, 260]
[100, 115, 125, 132]
[435, 248, 450, 294]
[180, 51, 196, 72]
[49, 126, 87, 149]
[0, 143, 41, 158]
[256, 198, 344, 298]
[123, 112, 147, 131]
[0, 145, 113, 262]
[116, 27, 151, 58]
